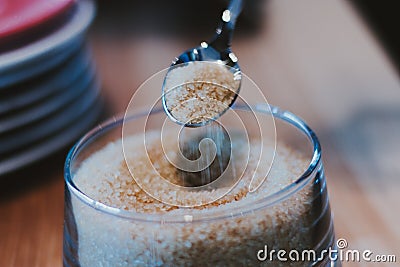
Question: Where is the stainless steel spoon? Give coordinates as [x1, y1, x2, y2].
[162, 0, 243, 127]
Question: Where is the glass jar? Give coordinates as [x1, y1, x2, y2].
[64, 105, 338, 267]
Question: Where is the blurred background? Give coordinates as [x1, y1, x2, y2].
[0, 0, 399, 266]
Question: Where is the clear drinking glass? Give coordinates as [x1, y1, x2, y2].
[64, 105, 338, 267]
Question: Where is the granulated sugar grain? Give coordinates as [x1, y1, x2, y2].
[164, 62, 240, 125]
[72, 131, 314, 267]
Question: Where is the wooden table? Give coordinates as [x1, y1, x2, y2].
[1, 1, 399, 266]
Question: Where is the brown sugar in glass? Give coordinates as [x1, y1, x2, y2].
[64, 106, 339, 267]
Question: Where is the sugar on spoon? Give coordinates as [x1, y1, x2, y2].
[162, 0, 244, 127]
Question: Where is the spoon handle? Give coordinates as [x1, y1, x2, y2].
[209, 0, 244, 51]
[226, 0, 244, 27]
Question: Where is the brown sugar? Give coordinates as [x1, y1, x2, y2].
[164, 62, 240, 125]
[72, 130, 315, 266]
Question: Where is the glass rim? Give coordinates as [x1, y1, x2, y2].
[64, 105, 322, 223]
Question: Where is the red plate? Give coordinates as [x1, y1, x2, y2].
[0, 0, 75, 40]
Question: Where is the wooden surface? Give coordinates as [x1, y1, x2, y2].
[1, 1, 399, 266]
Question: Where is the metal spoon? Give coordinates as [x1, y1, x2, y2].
[162, 0, 244, 127]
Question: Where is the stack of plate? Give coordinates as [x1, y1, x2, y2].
[0, 0, 102, 176]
